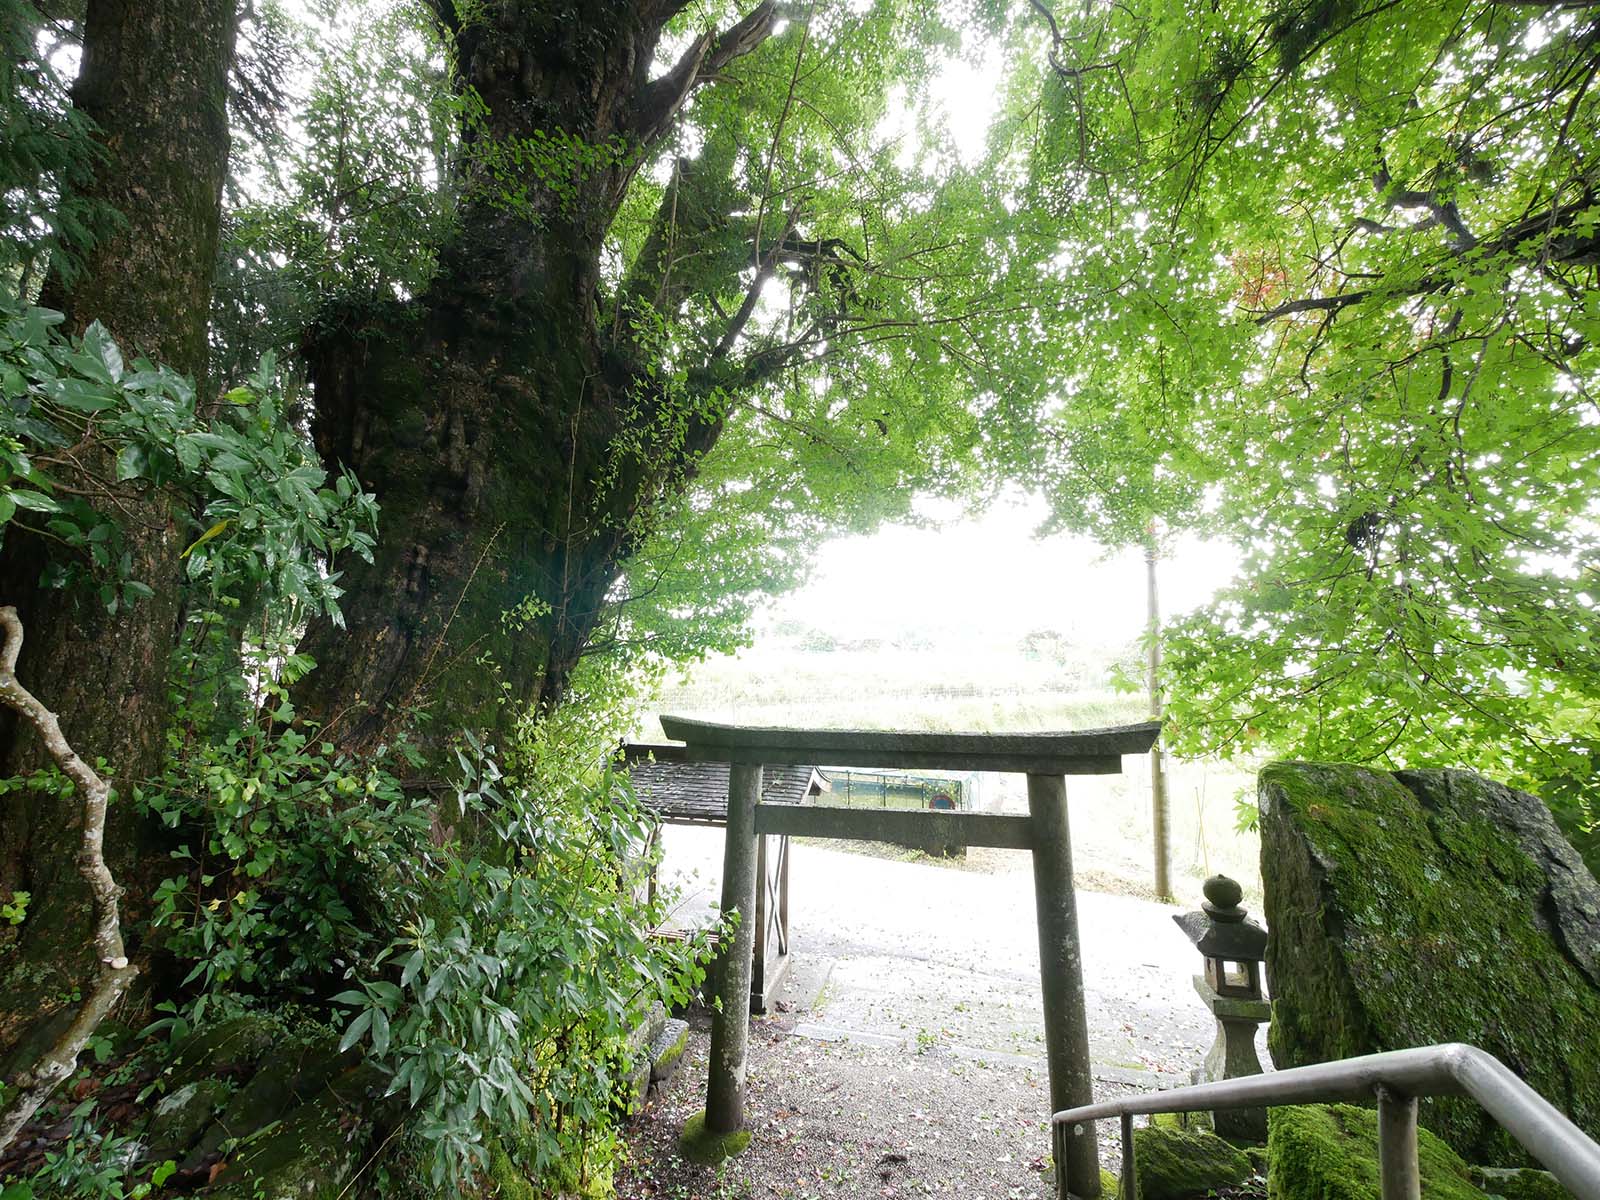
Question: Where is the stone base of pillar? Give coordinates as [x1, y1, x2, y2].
[1193, 975, 1271, 1142]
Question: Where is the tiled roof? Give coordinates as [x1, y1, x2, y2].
[626, 758, 824, 825]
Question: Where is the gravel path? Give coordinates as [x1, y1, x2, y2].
[617, 833, 1268, 1199]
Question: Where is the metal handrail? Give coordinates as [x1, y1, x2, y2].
[1050, 1044, 1600, 1200]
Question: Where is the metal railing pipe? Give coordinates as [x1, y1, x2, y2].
[1050, 1044, 1600, 1200]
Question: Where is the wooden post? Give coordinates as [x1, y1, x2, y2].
[1027, 772, 1101, 1199]
[1146, 533, 1173, 902]
[706, 763, 762, 1134]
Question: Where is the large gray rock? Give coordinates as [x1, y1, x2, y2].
[140, 1077, 232, 1163]
[1260, 763, 1600, 1163]
[204, 1061, 391, 1200]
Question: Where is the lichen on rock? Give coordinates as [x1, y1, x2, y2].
[1259, 763, 1600, 1163]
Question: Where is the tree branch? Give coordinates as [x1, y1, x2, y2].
[1374, 156, 1476, 251]
[0, 606, 137, 1156]
[1252, 189, 1599, 325]
[422, 0, 460, 38]
[631, 2, 777, 147]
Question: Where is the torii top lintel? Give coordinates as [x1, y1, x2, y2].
[656, 715, 1161, 775]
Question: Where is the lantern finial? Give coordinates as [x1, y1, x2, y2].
[1202, 874, 1245, 918]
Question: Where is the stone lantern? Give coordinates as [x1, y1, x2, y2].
[1173, 874, 1270, 1140]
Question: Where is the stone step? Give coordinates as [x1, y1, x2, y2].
[626, 1000, 668, 1056]
[649, 1018, 690, 1084]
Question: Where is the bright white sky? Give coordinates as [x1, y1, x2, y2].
[760, 492, 1241, 651]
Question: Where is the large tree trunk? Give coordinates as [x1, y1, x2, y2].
[0, 0, 237, 1049]
[295, 1, 775, 753]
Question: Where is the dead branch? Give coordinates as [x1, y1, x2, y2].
[0, 605, 137, 1156]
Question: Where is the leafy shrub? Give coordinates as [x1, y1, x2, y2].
[139, 656, 714, 1193]
[140, 681, 434, 1011]
[0, 297, 376, 615]
[5, 1099, 176, 1200]
[333, 731, 715, 1190]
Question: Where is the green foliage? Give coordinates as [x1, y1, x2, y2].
[11, 1099, 177, 1199]
[0, 299, 377, 618]
[133, 612, 712, 1193]
[0, 0, 110, 296]
[459, 91, 630, 220]
[2, 889, 27, 925]
[140, 695, 433, 1006]
[213, 1, 456, 378]
[1015, 0, 1600, 793]
[332, 731, 714, 1189]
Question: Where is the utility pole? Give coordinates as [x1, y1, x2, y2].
[1146, 527, 1174, 902]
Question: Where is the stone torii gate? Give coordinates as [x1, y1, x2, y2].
[659, 715, 1163, 1200]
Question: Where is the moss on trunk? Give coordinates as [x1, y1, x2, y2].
[0, 0, 238, 1049]
[290, 4, 747, 753]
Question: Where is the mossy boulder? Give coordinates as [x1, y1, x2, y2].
[140, 1077, 232, 1162]
[649, 1018, 689, 1083]
[166, 1014, 280, 1088]
[1259, 763, 1600, 1162]
[1472, 1166, 1576, 1200]
[1129, 1122, 1253, 1200]
[182, 1034, 359, 1170]
[204, 1061, 391, 1199]
[1267, 1104, 1483, 1200]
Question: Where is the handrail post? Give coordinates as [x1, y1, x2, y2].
[706, 763, 762, 1134]
[1028, 772, 1101, 1198]
[1120, 1112, 1137, 1200]
[1376, 1087, 1420, 1200]
[1051, 1045, 1600, 1200]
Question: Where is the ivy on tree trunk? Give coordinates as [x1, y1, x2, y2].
[293, 2, 785, 751]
